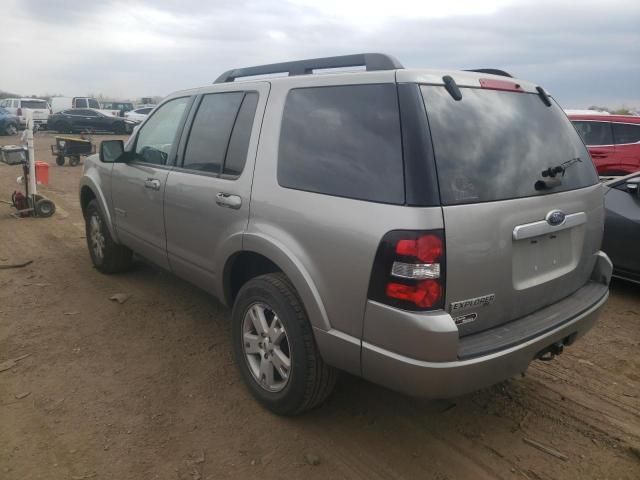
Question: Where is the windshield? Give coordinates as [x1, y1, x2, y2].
[421, 86, 598, 205]
[22, 100, 47, 109]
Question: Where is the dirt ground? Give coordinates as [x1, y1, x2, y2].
[0, 131, 639, 480]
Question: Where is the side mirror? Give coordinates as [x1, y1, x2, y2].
[99, 139, 124, 163]
[625, 178, 640, 196]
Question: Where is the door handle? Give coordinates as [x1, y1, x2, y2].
[216, 192, 242, 209]
[144, 178, 161, 191]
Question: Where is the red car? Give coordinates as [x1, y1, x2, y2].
[569, 114, 640, 175]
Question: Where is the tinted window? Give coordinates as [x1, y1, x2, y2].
[572, 121, 613, 146]
[138, 108, 152, 114]
[135, 97, 190, 165]
[613, 123, 640, 144]
[21, 100, 47, 109]
[182, 92, 244, 173]
[224, 93, 258, 176]
[88, 99, 100, 109]
[278, 84, 404, 204]
[422, 86, 598, 205]
[75, 98, 88, 108]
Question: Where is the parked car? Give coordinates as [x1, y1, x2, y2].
[48, 109, 136, 134]
[100, 101, 134, 117]
[0, 107, 20, 135]
[0, 97, 51, 130]
[602, 173, 640, 283]
[569, 113, 640, 175]
[80, 53, 612, 415]
[51, 97, 119, 117]
[124, 106, 153, 123]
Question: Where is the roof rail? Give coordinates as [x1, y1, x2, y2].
[465, 68, 513, 78]
[214, 53, 404, 83]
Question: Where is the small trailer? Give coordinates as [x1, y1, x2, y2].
[51, 135, 95, 166]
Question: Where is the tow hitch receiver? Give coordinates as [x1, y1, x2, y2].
[537, 341, 566, 361]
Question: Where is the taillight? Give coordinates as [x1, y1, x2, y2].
[368, 230, 446, 311]
[17, 108, 22, 116]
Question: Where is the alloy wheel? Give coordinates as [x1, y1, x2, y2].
[242, 303, 291, 392]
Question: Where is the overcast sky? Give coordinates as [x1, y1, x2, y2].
[2, 0, 638, 108]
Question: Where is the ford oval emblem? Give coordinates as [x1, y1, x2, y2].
[546, 210, 566, 226]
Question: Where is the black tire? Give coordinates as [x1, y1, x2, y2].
[232, 273, 337, 415]
[57, 121, 72, 134]
[4, 122, 18, 135]
[85, 199, 133, 274]
[55, 155, 65, 166]
[34, 198, 56, 217]
[69, 155, 80, 166]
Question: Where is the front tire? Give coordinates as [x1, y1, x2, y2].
[85, 199, 133, 273]
[232, 273, 337, 415]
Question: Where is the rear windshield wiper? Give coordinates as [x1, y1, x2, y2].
[536, 157, 583, 190]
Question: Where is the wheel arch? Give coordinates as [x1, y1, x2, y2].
[79, 179, 118, 242]
[222, 234, 331, 332]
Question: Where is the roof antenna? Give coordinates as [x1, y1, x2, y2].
[443, 76, 462, 101]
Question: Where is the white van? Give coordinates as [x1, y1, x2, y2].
[50, 97, 119, 117]
[0, 98, 51, 129]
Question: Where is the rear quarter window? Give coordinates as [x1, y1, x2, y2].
[572, 120, 613, 146]
[613, 123, 640, 145]
[278, 84, 404, 204]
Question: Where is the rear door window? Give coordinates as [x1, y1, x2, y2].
[223, 93, 258, 176]
[572, 121, 613, 146]
[613, 123, 640, 145]
[182, 92, 244, 174]
[422, 86, 598, 205]
[278, 84, 404, 204]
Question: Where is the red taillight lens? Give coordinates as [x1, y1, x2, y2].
[386, 280, 443, 308]
[396, 234, 443, 262]
[368, 230, 446, 311]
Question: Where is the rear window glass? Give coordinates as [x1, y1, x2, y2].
[572, 121, 613, 146]
[278, 84, 404, 204]
[21, 100, 47, 109]
[613, 123, 640, 145]
[422, 86, 598, 205]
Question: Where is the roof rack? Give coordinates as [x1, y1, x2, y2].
[214, 53, 404, 83]
[465, 68, 513, 78]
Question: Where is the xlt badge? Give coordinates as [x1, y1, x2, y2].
[450, 294, 495, 312]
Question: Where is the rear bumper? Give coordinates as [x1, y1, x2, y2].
[360, 251, 612, 398]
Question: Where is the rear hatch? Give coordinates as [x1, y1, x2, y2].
[21, 100, 49, 121]
[421, 83, 603, 336]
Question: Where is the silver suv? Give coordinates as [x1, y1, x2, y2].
[80, 53, 613, 415]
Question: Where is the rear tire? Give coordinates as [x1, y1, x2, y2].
[232, 273, 337, 415]
[57, 121, 72, 134]
[55, 155, 65, 166]
[85, 199, 133, 274]
[69, 155, 80, 166]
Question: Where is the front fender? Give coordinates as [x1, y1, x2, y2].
[79, 159, 118, 242]
[240, 232, 331, 331]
